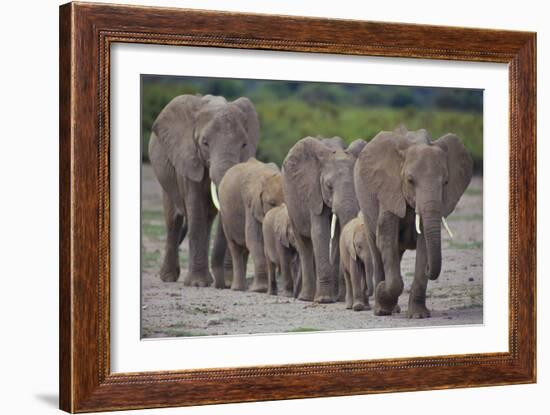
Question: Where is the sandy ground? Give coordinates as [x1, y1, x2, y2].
[141, 164, 483, 338]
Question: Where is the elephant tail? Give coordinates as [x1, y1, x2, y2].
[177, 216, 188, 246]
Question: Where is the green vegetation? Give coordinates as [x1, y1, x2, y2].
[464, 187, 483, 196]
[141, 76, 483, 171]
[285, 327, 321, 333]
[142, 250, 160, 269]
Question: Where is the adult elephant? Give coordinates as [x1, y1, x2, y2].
[282, 137, 366, 303]
[148, 94, 259, 287]
[354, 126, 473, 317]
[218, 158, 284, 292]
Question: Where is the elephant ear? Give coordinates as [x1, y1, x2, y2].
[283, 137, 333, 216]
[242, 171, 265, 222]
[274, 207, 291, 248]
[233, 97, 260, 160]
[152, 95, 204, 182]
[433, 134, 474, 217]
[345, 139, 367, 159]
[358, 132, 409, 218]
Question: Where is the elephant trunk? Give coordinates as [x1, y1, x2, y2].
[209, 152, 241, 186]
[422, 208, 443, 281]
[335, 186, 359, 228]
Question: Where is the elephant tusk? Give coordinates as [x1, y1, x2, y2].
[415, 213, 422, 234]
[442, 217, 454, 239]
[210, 182, 220, 211]
[328, 214, 337, 260]
[330, 213, 337, 240]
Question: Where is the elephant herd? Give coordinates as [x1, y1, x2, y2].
[149, 94, 473, 319]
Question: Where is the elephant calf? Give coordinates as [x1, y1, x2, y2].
[339, 214, 373, 311]
[262, 204, 301, 297]
[219, 158, 284, 292]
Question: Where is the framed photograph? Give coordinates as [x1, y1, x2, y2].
[59, 2, 536, 412]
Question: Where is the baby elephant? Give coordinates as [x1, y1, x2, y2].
[262, 204, 301, 297]
[219, 158, 284, 292]
[339, 214, 374, 311]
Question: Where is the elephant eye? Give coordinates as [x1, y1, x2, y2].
[202, 140, 209, 147]
[241, 142, 247, 149]
[443, 177, 449, 185]
[407, 175, 414, 184]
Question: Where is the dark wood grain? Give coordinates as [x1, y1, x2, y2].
[59, 2, 537, 413]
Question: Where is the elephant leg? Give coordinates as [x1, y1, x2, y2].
[295, 234, 315, 302]
[223, 248, 233, 286]
[329, 241, 345, 302]
[182, 181, 213, 287]
[367, 227, 384, 290]
[210, 216, 228, 289]
[159, 190, 183, 282]
[374, 212, 403, 315]
[267, 259, 277, 296]
[350, 260, 370, 311]
[408, 233, 431, 318]
[245, 217, 268, 293]
[343, 268, 353, 309]
[278, 247, 294, 297]
[227, 238, 247, 291]
[291, 254, 302, 299]
[311, 213, 334, 303]
[365, 253, 374, 297]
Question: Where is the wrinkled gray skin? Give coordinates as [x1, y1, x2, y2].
[218, 158, 284, 292]
[282, 137, 367, 303]
[339, 214, 374, 311]
[262, 204, 301, 297]
[148, 95, 258, 287]
[354, 126, 473, 318]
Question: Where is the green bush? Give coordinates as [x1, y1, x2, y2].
[141, 77, 483, 172]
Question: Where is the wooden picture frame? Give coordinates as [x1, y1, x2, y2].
[59, 2, 536, 412]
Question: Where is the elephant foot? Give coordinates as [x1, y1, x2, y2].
[249, 280, 268, 293]
[345, 295, 353, 309]
[373, 281, 399, 316]
[373, 303, 393, 316]
[298, 290, 314, 302]
[231, 279, 247, 291]
[159, 265, 180, 282]
[407, 303, 431, 319]
[183, 270, 213, 287]
[214, 280, 227, 289]
[211, 268, 227, 289]
[314, 285, 335, 304]
[224, 267, 234, 286]
[353, 302, 371, 312]
[314, 294, 334, 304]
[281, 289, 294, 298]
